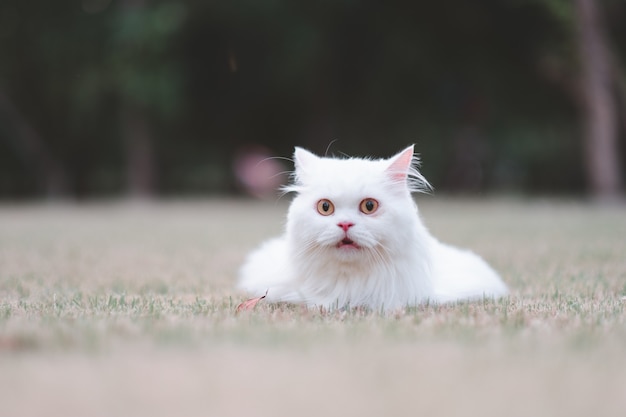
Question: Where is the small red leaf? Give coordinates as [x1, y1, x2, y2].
[236, 289, 268, 313]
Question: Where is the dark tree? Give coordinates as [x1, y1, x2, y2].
[576, 0, 623, 199]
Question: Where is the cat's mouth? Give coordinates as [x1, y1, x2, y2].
[338, 238, 359, 249]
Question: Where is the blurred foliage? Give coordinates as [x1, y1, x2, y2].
[0, 0, 625, 197]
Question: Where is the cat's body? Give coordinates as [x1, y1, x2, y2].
[238, 146, 507, 310]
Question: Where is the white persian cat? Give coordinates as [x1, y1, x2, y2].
[238, 146, 508, 310]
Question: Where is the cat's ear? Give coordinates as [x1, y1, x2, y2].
[293, 147, 320, 173]
[385, 145, 415, 183]
[385, 145, 433, 193]
[282, 147, 320, 193]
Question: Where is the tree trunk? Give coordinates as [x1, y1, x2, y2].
[0, 91, 69, 198]
[123, 104, 156, 198]
[575, 0, 623, 199]
[119, 0, 156, 198]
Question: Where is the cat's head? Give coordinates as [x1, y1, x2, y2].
[284, 146, 431, 261]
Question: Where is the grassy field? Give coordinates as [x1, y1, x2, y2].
[0, 198, 625, 417]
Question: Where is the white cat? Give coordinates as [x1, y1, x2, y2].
[238, 146, 508, 310]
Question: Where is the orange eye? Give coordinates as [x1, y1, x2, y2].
[316, 199, 335, 216]
[359, 198, 379, 214]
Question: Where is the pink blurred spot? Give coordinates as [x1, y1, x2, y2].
[233, 146, 288, 199]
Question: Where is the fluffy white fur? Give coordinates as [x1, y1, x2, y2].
[238, 146, 508, 310]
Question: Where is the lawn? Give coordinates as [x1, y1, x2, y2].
[0, 198, 625, 417]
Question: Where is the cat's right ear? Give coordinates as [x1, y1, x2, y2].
[385, 145, 415, 183]
[384, 145, 433, 193]
[293, 147, 320, 174]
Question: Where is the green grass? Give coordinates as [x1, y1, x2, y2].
[1, 198, 625, 417]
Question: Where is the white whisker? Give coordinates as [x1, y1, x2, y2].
[324, 139, 339, 157]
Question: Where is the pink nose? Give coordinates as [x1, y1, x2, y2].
[337, 222, 354, 232]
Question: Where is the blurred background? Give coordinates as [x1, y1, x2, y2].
[0, 0, 625, 200]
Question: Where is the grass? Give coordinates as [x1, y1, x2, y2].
[0, 198, 625, 417]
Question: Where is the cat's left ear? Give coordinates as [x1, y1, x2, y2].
[385, 145, 415, 183]
[292, 147, 321, 186]
[293, 147, 320, 173]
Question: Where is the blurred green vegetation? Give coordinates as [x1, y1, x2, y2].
[0, 0, 625, 198]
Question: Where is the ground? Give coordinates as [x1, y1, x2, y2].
[0, 198, 625, 417]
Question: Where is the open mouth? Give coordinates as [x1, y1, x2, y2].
[338, 238, 358, 248]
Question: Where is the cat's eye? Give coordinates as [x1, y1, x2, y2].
[317, 199, 335, 216]
[359, 198, 379, 214]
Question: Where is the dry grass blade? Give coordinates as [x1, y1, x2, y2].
[235, 289, 269, 313]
